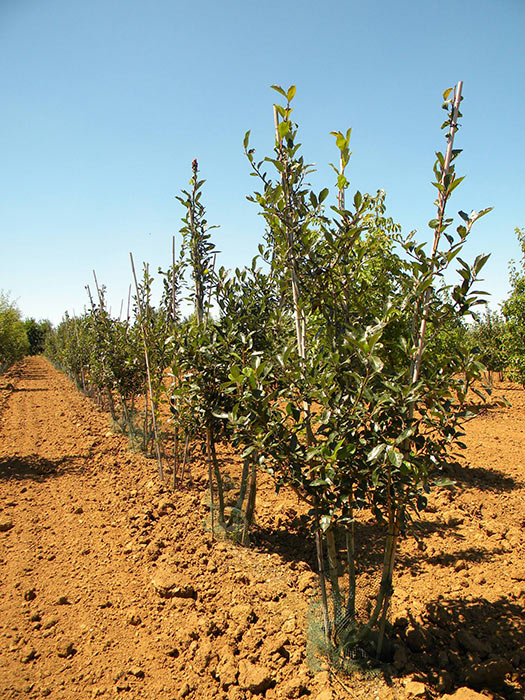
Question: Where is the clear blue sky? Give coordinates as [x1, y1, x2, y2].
[1, 0, 524, 324]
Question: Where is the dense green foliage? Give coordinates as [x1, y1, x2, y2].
[0, 293, 29, 373]
[502, 228, 525, 384]
[24, 318, 52, 355]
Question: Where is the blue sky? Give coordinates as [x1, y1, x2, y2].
[1, 0, 524, 324]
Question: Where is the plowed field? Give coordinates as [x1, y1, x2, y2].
[0, 357, 523, 700]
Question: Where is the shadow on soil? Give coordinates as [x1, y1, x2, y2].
[11, 387, 50, 392]
[0, 454, 86, 481]
[252, 509, 524, 697]
[448, 462, 520, 492]
[395, 595, 524, 699]
[254, 512, 463, 573]
[398, 545, 507, 575]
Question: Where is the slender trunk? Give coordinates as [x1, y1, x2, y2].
[235, 457, 251, 513]
[376, 517, 399, 659]
[326, 527, 343, 624]
[72, 317, 86, 392]
[206, 427, 216, 538]
[173, 429, 179, 489]
[241, 461, 257, 546]
[208, 426, 225, 524]
[315, 522, 331, 643]
[345, 515, 356, 620]
[121, 397, 136, 445]
[351, 521, 399, 647]
[180, 430, 191, 483]
[106, 387, 116, 421]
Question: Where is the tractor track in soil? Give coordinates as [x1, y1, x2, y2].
[0, 356, 524, 700]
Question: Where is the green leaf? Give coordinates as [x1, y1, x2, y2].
[370, 355, 384, 372]
[278, 121, 290, 139]
[212, 411, 229, 420]
[229, 364, 241, 382]
[386, 446, 403, 468]
[270, 84, 287, 98]
[368, 444, 386, 462]
[319, 188, 329, 203]
[287, 85, 297, 102]
[337, 173, 348, 190]
[319, 515, 332, 532]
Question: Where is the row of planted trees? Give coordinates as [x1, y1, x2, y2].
[46, 83, 496, 664]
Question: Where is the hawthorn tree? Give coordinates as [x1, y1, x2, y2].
[229, 83, 492, 661]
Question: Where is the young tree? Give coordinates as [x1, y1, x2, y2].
[231, 84, 492, 662]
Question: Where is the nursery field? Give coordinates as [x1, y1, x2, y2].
[0, 356, 524, 700]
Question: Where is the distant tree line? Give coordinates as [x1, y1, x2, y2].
[0, 291, 51, 373]
[443, 227, 525, 386]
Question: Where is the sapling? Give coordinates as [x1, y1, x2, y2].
[172, 160, 232, 531]
[130, 254, 164, 481]
[233, 83, 492, 664]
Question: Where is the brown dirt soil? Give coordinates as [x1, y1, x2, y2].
[0, 357, 524, 700]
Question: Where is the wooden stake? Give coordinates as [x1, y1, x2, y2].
[130, 252, 164, 482]
[411, 81, 463, 385]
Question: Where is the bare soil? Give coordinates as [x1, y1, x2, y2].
[0, 357, 523, 700]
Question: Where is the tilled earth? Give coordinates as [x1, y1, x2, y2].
[0, 357, 523, 700]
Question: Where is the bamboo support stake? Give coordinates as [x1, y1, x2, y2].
[204, 252, 217, 330]
[273, 105, 307, 361]
[411, 81, 463, 385]
[206, 426, 216, 539]
[275, 102, 330, 640]
[345, 490, 356, 620]
[130, 252, 164, 482]
[326, 527, 343, 622]
[315, 526, 331, 642]
[126, 284, 132, 325]
[173, 428, 179, 489]
[171, 235, 177, 325]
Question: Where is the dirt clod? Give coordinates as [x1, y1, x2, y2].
[56, 640, 76, 658]
[0, 516, 14, 532]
